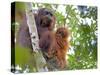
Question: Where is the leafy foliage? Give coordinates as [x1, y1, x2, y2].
[15, 44, 37, 72]
[66, 6, 97, 70]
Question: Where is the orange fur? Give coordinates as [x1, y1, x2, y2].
[54, 27, 70, 68]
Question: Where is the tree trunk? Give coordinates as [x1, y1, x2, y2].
[25, 3, 48, 72]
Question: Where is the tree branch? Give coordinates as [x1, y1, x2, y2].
[25, 3, 48, 72]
